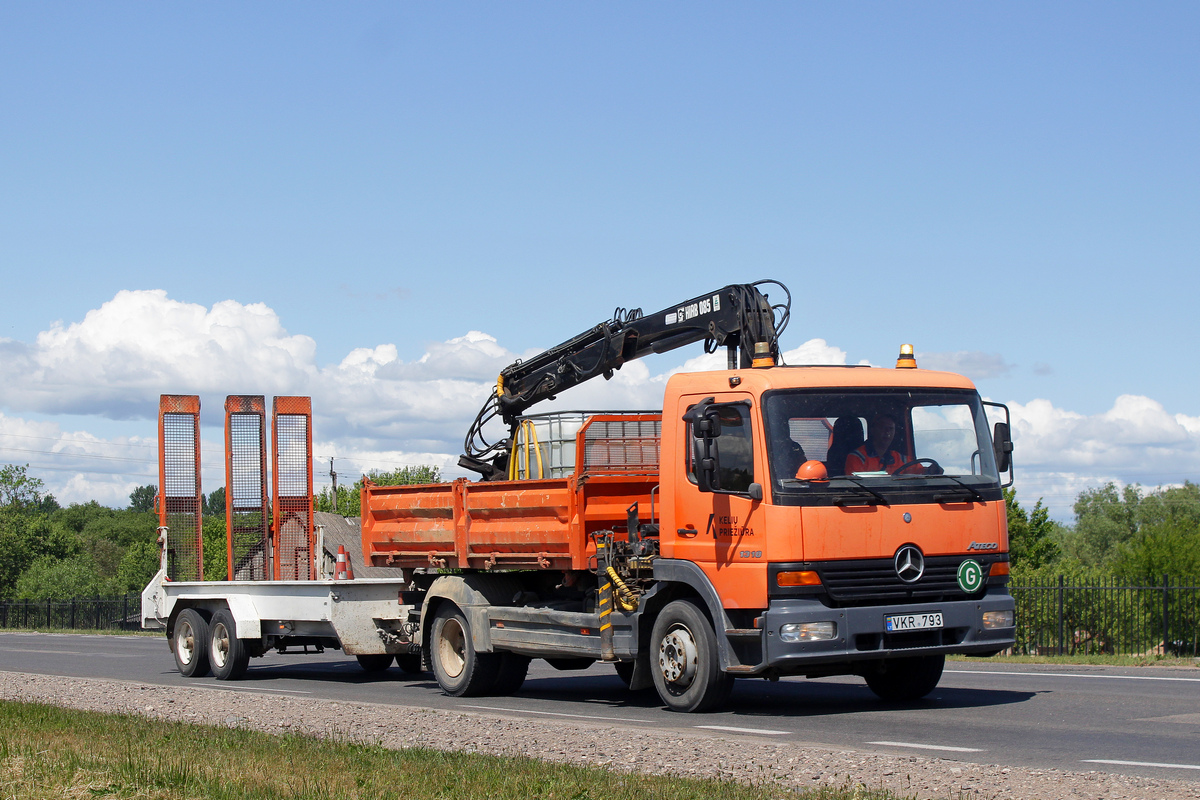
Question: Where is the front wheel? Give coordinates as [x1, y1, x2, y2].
[172, 608, 211, 678]
[430, 604, 501, 697]
[864, 654, 945, 701]
[650, 599, 733, 712]
[209, 609, 250, 681]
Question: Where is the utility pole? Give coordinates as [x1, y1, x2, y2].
[330, 458, 338, 514]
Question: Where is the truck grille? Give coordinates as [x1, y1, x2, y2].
[816, 556, 984, 606]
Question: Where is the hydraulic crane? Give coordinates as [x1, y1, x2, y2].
[459, 279, 792, 479]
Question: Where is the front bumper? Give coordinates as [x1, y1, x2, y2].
[755, 588, 1015, 674]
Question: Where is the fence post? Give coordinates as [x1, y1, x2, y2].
[70, 598, 76, 629]
[123, 595, 128, 629]
[1162, 574, 1170, 655]
[1057, 575, 1065, 656]
[47, 598, 51, 629]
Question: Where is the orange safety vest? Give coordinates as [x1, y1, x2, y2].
[845, 445, 915, 475]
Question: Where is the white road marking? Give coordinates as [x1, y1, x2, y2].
[463, 705, 646, 723]
[1084, 759, 1200, 771]
[695, 725, 790, 735]
[194, 683, 312, 694]
[868, 741, 984, 753]
[945, 669, 1200, 683]
[2, 648, 139, 658]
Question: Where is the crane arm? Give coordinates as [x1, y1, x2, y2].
[460, 279, 790, 479]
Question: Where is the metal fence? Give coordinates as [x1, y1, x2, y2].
[1010, 576, 1200, 657]
[0, 594, 141, 631]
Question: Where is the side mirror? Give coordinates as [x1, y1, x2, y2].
[993, 422, 1013, 474]
[684, 401, 722, 493]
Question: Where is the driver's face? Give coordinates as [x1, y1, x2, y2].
[871, 417, 896, 450]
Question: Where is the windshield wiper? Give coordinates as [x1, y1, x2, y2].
[890, 473, 986, 502]
[830, 477, 890, 507]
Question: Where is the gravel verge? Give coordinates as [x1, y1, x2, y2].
[2, 670, 1199, 800]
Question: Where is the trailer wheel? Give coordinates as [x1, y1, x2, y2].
[864, 654, 945, 702]
[430, 604, 500, 697]
[209, 609, 250, 681]
[650, 600, 733, 712]
[492, 653, 530, 695]
[172, 608, 211, 678]
[356, 654, 394, 673]
[394, 653, 425, 674]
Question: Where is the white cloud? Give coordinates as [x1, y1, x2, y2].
[3, 291, 1199, 521]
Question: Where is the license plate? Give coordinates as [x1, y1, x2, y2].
[885, 612, 943, 632]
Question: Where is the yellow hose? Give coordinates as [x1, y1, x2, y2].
[508, 419, 545, 480]
[606, 566, 640, 612]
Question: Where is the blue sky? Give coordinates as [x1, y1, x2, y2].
[1, 3, 1198, 519]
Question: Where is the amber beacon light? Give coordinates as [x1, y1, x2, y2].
[895, 343, 917, 369]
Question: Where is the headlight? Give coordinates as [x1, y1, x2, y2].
[982, 610, 1014, 629]
[780, 621, 836, 642]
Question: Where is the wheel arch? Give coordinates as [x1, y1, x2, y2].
[648, 560, 737, 670]
[419, 573, 525, 655]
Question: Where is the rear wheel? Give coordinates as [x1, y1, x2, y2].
[864, 654, 945, 702]
[208, 609, 250, 681]
[172, 608, 211, 678]
[430, 604, 500, 697]
[650, 600, 733, 712]
[356, 654, 394, 673]
[492, 653, 531, 695]
[394, 653, 425, 674]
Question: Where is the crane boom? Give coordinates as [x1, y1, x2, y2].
[460, 279, 791, 479]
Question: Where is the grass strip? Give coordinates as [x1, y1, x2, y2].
[0, 700, 906, 800]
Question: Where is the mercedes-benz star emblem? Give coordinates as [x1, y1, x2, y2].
[894, 545, 925, 583]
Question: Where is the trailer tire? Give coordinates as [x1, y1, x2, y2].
[394, 653, 425, 674]
[864, 654, 945, 702]
[492, 653, 530, 695]
[208, 609, 250, 681]
[356, 654, 394, 673]
[172, 608, 211, 678]
[650, 599, 733, 712]
[430, 604, 500, 697]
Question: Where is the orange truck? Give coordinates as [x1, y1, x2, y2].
[359, 280, 1016, 711]
[145, 280, 1016, 712]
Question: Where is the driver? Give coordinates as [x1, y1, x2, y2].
[845, 414, 942, 475]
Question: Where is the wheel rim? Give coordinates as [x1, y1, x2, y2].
[437, 617, 466, 679]
[211, 622, 230, 669]
[658, 624, 698, 688]
[176, 619, 195, 666]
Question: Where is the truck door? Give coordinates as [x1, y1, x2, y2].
[672, 394, 767, 609]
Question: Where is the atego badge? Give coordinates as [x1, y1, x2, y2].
[957, 559, 984, 593]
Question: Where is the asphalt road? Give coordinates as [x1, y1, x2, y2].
[3, 631, 1199, 783]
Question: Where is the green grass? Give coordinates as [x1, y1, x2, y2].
[0, 700, 907, 800]
[0, 626, 158, 636]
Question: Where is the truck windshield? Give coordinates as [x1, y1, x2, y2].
[763, 389, 1002, 505]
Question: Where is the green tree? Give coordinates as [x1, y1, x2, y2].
[0, 464, 58, 513]
[1059, 483, 1143, 568]
[117, 540, 161, 592]
[0, 511, 79, 598]
[316, 465, 442, 516]
[202, 486, 226, 518]
[13, 554, 122, 599]
[1004, 488, 1061, 571]
[128, 484, 156, 513]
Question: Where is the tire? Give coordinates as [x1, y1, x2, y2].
[430, 604, 501, 697]
[208, 609, 250, 681]
[172, 608, 211, 678]
[394, 653, 425, 674]
[649, 599, 734, 712]
[864, 654, 945, 702]
[614, 661, 635, 687]
[356, 654, 394, 673]
[492, 653, 531, 695]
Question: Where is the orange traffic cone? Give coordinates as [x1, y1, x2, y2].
[335, 546, 349, 580]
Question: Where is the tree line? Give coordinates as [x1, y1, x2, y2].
[0, 463, 439, 600]
[2, 460, 1197, 599]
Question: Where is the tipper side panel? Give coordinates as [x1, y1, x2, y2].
[361, 414, 662, 572]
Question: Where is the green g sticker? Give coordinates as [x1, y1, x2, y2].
[957, 559, 984, 593]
